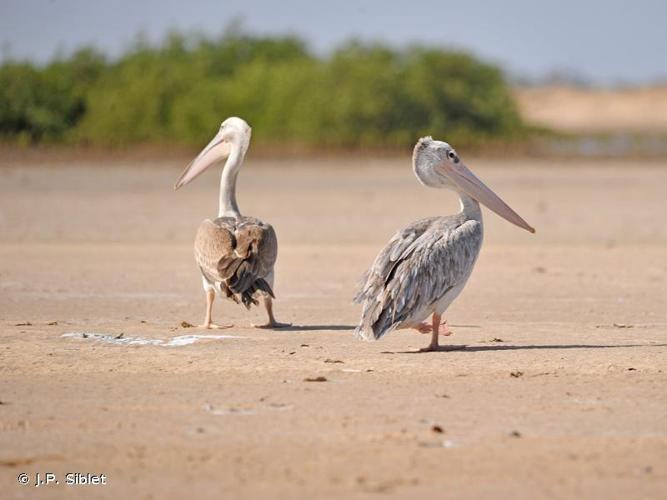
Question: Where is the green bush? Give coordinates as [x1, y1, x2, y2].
[0, 48, 106, 143]
[0, 31, 526, 148]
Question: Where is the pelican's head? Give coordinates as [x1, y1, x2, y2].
[412, 136, 535, 233]
[220, 116, 252, 147]
[174, 117, 252, 190]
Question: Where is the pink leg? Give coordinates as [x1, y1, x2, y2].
[412, 319, 453, 336]
[413, 322, 432, 334]
[199, 289, 233, 329]
[440, 319, 453, 336]
[252, 297, 292, 329]
[419, 313, 441, 352]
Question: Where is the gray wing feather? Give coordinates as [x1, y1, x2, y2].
[355, 215, 482, 340]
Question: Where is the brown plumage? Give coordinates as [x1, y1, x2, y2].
[194, 216, 277, 308]
[175, 117, 289, 328]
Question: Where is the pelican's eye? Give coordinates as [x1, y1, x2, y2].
[447, 150, 459, 163]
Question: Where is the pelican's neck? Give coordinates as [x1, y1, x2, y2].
[218, 141, 247, 218]
[457, 191, 483, 224]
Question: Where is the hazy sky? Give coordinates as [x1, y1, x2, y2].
[1, 0, 664, 84]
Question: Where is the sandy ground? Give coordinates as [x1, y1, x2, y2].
[1, 155, 666, 499]
[515, 85, 667, 133]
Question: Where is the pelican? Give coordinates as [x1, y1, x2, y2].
[355, 137, 534, 351]
[174, 117, 289, 329]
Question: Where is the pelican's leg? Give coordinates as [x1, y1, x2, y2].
[420, 313, 442, 352]
[252, 297, 292, 329]
[413, 320, 453, 336]
[413, 322, 433, 334]
[440, 319, 453, 336]
[199, 287, 233, 329]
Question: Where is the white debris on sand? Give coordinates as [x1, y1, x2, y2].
[62, 332, 245, 347]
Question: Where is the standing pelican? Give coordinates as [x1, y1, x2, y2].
[174, 117, 289, 329]
[355, 137, 534, 351]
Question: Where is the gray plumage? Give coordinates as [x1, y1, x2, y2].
[355, 214, 482, 340]
[354, 135, 533, 347]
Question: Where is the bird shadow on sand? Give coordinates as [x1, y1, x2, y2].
[266, 324, 479, 334]
[387, 343, 667, 354]
[272, 324, 355, 332]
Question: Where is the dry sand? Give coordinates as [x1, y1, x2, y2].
[515, 85, 667, 133]
[1, 156, 666, 499]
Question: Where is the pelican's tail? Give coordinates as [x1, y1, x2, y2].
[354, 324, 375, 341]
[354, 266, 404, 340]
[354, 301, 398, 341]
[224, 267, 275, 309]
[236, 278, 274, 309]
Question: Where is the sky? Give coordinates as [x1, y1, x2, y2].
[1, 0, 665, 85]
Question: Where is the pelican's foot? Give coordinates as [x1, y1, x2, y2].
[252, 321, 292, 329]
[414, 321, 452, 335]
[418, 344, 466, 353]
[419, 343, 440, 352]
[199, 322, 234, 330]
[413, 322, 433, 334]
[441, 320, 453, 336]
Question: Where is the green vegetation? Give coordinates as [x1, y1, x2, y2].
[0, 31, 526, 149]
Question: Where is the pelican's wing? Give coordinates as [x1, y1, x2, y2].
[355, 215, 482, 340]
[194, 216, 277, 307]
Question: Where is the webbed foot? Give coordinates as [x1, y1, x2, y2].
[199, 322, 234, 330]
[413, 322, 433, 334]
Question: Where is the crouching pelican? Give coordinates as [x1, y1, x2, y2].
[174, 117, 289, 329]
[355, 137, 534, 351]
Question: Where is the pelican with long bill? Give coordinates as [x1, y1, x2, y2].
[175, 117, 290, 329]
[355, 137, 534, 351]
